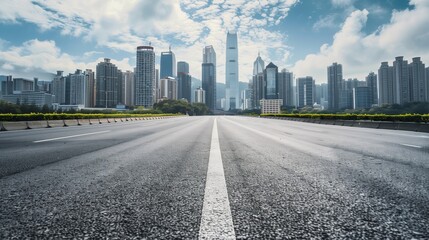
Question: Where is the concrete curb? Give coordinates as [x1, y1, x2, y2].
[0, 116, 183, 131]
[263, 117, 429, 133]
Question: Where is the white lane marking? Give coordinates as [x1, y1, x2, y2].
[199, 118, 235, 239]
[33, 130, 110, 143]
[400, 143, 423, 149]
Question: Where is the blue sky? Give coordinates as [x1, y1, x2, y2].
[0, 0, 427, 83]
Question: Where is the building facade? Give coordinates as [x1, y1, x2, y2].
[95, 58, 122, 108]
[135, 46, 156, 108]
[177, 61, 192, 102]
[160, 47, 176, 79]
[264, 62, 278, 99]
[278, 69, 294, 107]
[365, 72, 378, 106]
[225, 31, 239, 110]
[202, 63, 216, 110]
[327, 62, 343, 110]
[297, 76, 315, 108]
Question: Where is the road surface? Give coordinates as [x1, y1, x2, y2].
[0, 116, 428, 239]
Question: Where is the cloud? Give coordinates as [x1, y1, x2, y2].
[0, 0, 300, 83]
[293, 1, 429, 83]
[0, 39, 134, 79]
[331, 0, 355, 8]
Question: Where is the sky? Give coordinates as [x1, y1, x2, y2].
[0, 0, 428, 84]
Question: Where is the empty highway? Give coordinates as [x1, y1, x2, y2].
[1, 116, 428, 239]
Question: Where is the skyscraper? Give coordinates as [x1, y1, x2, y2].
[160, 47, 176, 79]
[365, 72, 378, 106]
[52, 71, 66, 104]
[84, 69, 95, 107]
[135, 46, 156, 108]
[251, 54, 265, 109]
[95, 58, 122, 108]
[202, 63, 216, 110]
[122, 70, 134, 107]
[202, 46, 216, 110]
[297, 76, 315, 108]
[327, 62, 343, 110]
[177, 61, 192, 102]
[278, 69, 294, 107]
[409, 57, 426, 102]
[225, 31, 239, 110]
[160, 77, 178, 100]
[378, 62, 394, 105]
[0, 75, 13, 96]
[393, 56, 410, 104]
[69, 69, 86, 105]
[264, 62, 278, 99]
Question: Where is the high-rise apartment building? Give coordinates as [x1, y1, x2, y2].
[160, 47, 176, 79]
[353, 87, 371, 109]
[177, 61, 192, 102]
[393, 56, 410, 104]
[365, 72, 378, 106]
[409, 57, 426, 102]
[251, 54, 265, 109]
[135, 46, 156, 108]
[52, 71, 66, 104]
[264, 62, 278, 99]
[84, 69, 95, 107]
[327, 62, 343, 110]
[297, 76, 315, 108]
[194, 87, 205, 104]
[95, 58, 122, 108]
[278, 69, 294, 107]
[69, 69, 86, 105]
[378, 62, 394, 105]
[225, 31, 239, 110]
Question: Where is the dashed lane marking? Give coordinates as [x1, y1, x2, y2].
[33, 130, 111, 143]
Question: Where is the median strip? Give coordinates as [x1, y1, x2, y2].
[33, 130, 111, 143]
[199, 118, 235, 239]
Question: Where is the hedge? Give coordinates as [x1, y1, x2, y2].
[261, 113, 429, 123]
[0, 113, 180, 122]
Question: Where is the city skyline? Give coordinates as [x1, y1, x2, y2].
[0, 1, 428, 84]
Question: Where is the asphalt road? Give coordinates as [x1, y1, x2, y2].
[0, 116, 428, 239]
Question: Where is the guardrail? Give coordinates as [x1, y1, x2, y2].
[262, 116, 429, 133]
[0, 116, 180, 131]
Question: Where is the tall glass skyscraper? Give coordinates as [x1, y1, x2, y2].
[225, 31, 239, 110]
[160, 47, 176, 79]
[202, 46, 216, 110]
[135, 46, 155, 108]
[177, 61, 192, 102]
[264, 62, 278, 99]
[327, 62, 343, 110]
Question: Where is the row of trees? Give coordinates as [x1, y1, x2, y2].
[0, 99, 211, 115]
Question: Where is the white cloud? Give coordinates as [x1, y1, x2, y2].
[293, 1, 429, 83]
[331, 0, 355, 8]
[0, 39, 134, 79]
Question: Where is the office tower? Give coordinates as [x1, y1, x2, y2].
[159, 77, 178, 100]
[353, 87, 370, 109]
[365, 72, 378, 106]
[135, 46, 156, 108]
[393, 56, 410, 104]
[160, 46, 176, 79]
[409, 57, 426, 102]
[278, 69, 294, 107]
[297, 76, 315, 108]
[177, 61, 192, 102]
[122, 70, 134, 107]
[378, 62, 394, 105]
[264, 62, 278, 99]
[84, 69, 95, 107]
[195, 87, 205, 103]
[95, 58, 122, 108]
[69, 69, 86, 105]
[0, 75, 13, 96]
[225, 31, 239, 110]
[251, 54, 265, 109]
[202, 63, 216, 110]
[203, 45, 216, 65]
[327, 62, 343, 110]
